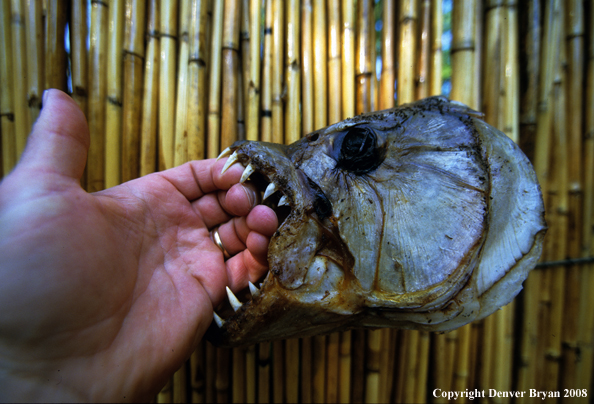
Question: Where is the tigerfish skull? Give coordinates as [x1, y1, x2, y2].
[207, 96, 546, 348]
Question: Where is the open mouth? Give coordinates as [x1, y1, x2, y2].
[212, 146, 299, 328]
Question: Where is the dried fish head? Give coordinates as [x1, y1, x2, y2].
[208, 96, 546, 347]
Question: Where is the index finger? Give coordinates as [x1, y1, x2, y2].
[157, 158, 245, 201]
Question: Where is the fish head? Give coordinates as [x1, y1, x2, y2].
[207, 96, 546, 347]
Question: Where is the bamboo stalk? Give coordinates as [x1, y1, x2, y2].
[191, 341, 206, 403]
[87, 0, 109, 192]
[516, 1, 542, 399]
[272, 340, 284, 403]
[1, 0, 16, 175]
[327, 0, 341, 125]
[260, 0, 273, 143]
[342, 0, 355, 119]
[429, 0, 442, 96]
[397, 0, 417, 105]
[105, 0, 125, 189]
[503, 0, 519, 143]
[561, 0, 584, 392]
[220, 0, 241, 150]
[173, 0, 191, 168]
[313, 0, 327, 130]
[245, 0, 262, 142]
[416, 0, 431, 100]
[326, 333, 340, 403]
[122, 0, 146, 183]
[285, 339, 300, 403]
[158, 0, 178, 171]
[351, 329, 366, 403]
[301, 0, 314, 136]
[241, 0, 249, 112]
[70, 0, 89, 116]
[339, 331, 352, 403]
[301, 337, 312, 403]
[450, 0, 476, 108]
[576, 3, 594, 397]
[172, 361, 188, 403]
[313, 335, 327, 403]
[187, 0, 209, 161]
[271, 0, 284, 144]
[139, 0, 159, 177]
[258, 342, 271, 403]
[215, 348, 230, 403]
[284, 0, 301, 144]
[245, 344, 257, 402]
[25, 0, 44, 126]
[379, 0, 395, 110]
[231, 347, 245, 403]
[207, 0, 223, 158]
[364, 330, 381, 404]
[44, 0, 67, 91]
[10, 0, 30, 160]
[355, 0, 373, 115]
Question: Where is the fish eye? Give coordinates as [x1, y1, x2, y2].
[336, 126, 382, 174]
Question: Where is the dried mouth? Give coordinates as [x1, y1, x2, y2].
[212, 146, 301, 328]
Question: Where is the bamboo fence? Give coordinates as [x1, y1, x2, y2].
[1, 0, 593, 403]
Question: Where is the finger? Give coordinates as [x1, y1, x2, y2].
[225, 249, 269, 292]
[158, 158, 246, 202]
[19, 89, 89, 181]
[212, 205, 278, 256]
[192, 183, 260, 229]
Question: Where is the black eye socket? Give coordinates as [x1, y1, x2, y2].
[336, 127, 382, 174]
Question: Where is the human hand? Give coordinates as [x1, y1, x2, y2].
[0, 89, 278, 402]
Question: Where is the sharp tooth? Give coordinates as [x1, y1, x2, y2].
[221, 151, 239, 174]
[278, 195, 289, 207]
[226, 286, 242, 311]
[217, 147, 233, 161]
[263, 182, 277, 200]
[240, 164, 255, 183]
[248, 281, 260, 297]
[213, 312, 225, 327]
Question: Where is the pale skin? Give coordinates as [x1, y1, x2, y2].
[0, 89, 278, 402]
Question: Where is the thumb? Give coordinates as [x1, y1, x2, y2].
[18, 89, 90, 181]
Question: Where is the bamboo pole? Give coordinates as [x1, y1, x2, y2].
[44, 0, 67, 91]
[327, 0, 341, 125]
[246, 0, 262, 142]
[122, 0, 146, 183]
[355, 0, 373, 115]
[216, 348, 230, 403]
[10, 0, 30, 160]
[105, 0, 125, 189]
[220, 0, 241, 150]
[301, 0, 314, 137]
[87, 0, 109, 192]
[187, 0, 209, 161]
[313, 0, 327, 130]
[339, 331, 352, 403]
[258, 342, 271, 403]
[342, 0, 355, 119]
[285, 339, 300, 403]
[25, 0, 44, 127]
[450, 0, 476, 108]
[561, 0, 584, 392]
[231, 347, 245, 403]
[191, 342, 206, 403]
[416, 0, 431, 100]
[260, 0, 273, 143]
[397, 0, 417, 105]
[70, 0, 89, 117]
[379, 0, 395, 110]
[158, 0, 178, 171]
[241, 0, 249, 113]
[271, 0, 284, 144]
[139, 0, 159, 177]
[516, 1, 542, 399]
[1, 0, 16, 176]
[272, 340, 284, 403]
[207, 0, 223, 158]
[364, 330, 381, 404]
[576, 3, 594, 398]
[301, 337, 313, 403]
[245, 344, 256, 402]
[173, 0, 191, 169]
[285, 0, 301, 144]
[429, 0, 442, 96]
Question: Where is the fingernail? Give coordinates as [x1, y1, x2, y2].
[41, 89, 50, 108]
[241, 184, 258, 207]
